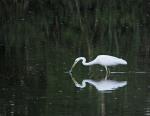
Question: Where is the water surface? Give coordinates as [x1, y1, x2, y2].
[0, 0, 150, 116]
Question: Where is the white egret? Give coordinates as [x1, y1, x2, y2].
[71, 76, 127, 91]
[70, 55, 127, 74]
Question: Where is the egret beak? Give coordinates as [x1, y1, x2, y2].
[69, 72, 78, 85]
[69, 61, 77, 72]
[71, 77, 78, 85]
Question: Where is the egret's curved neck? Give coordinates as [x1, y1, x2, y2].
[76, 80, 86, 88]
[81, 57, 96, 66]
[76, 79, 96, 88]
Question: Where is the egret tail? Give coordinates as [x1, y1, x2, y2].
[119, 59, 127, 65]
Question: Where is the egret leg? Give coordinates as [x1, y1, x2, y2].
[108, 68, 111, 76]
[105, 73, 108, 80]
[104, 66, 108, 75]
[104, 66, 110, 80]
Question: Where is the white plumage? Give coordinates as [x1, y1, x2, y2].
[73, 79, 127, 91]
[95, 55, 127, 66]
[70, 55, 127, 75]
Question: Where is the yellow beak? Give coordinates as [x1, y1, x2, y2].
[69, 73, 78, 85]
[70, 62, 77, 72]
[71, 77, 78, 85]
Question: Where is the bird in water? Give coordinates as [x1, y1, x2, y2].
[70, 74, 127, 91]
[70, 55, 127, 75]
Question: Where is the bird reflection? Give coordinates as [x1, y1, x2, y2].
[69, 73, 127, 92]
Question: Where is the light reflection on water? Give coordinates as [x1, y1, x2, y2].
[0, 0, 150, 114]
[69, 73, 127, 92]
[0, 48, 150, 116]
[0, 57, 150, 116]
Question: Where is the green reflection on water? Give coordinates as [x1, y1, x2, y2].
[0, 0, 150, 116]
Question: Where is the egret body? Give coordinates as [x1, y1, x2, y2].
[71, 77, 127, 91]
[70, 55, 127, 74]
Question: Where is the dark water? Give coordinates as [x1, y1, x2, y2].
[0, 0, 150, 116]
[0, 52, 150, 116]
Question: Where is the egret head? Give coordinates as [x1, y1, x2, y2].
[75, 57, 84, 62]
[70, 57, 84, 72]
[71, 76, 86, 88]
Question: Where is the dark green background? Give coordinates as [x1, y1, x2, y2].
[0, 0, 150, 116]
